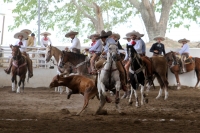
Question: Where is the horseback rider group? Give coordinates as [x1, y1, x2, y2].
[4, 29, 190, 85]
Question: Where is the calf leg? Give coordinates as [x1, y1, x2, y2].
[76, 93, 89, 116]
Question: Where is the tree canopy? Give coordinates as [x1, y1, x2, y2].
[3, 0, 200, 41]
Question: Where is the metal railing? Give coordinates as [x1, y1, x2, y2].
[0, 46, 52, 68]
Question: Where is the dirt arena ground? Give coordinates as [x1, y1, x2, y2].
[0, 86, 200, 133]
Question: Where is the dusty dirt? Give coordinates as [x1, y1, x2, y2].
[0, 86, 200, 133]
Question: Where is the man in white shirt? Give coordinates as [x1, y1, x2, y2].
[65, 31, 81, 54]
[4, 32, 33, 78]
[177, 38, 190, 73]
[40, 32, 52, 47]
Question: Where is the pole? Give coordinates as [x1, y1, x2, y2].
[38, 0, 40, 46]
[1, 15, 5, 45]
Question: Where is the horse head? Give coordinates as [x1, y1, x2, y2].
[127, 45, 137, 60]
[108, 43, 118, 61]
[45, 45, 53, 62]
[165, 51, 177, 66]
[11, 45, 21, 60]
[58, 50, 67, 68]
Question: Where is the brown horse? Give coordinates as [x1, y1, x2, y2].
[165, 51, 200, 89]
[10, 45, 28, 93]
[141, 56, 169, 100]
[58, 51, 89, 75]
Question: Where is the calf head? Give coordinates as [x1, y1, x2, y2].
[49, 74, 65, 88]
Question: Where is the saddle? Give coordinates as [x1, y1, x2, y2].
[176, 56, 194, 65]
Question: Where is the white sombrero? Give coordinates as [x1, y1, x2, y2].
[137, 32, 144, 37]
[65, 31, 78, 37]
[112, 33, 120, 39]
[178, 38, 190, 43]
[40, 32, 51, 36]
[88, 33, 100, 39]
[123, 35, 131, 39]
[153, 36, 165, 41]
[126, 30, 140, 37]
[14, 32, 28, 39]
[20, 29, 32, 35]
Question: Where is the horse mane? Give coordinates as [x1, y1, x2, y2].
[64, 51, 86, 61]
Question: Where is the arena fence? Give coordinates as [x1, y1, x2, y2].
[0, 46, 200, 88]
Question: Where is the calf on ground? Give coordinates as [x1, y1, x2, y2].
[49, 75, 98, 115]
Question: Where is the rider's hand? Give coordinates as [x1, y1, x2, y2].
[154, 50, 158, 53]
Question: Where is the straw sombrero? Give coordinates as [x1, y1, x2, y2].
[123, 35, 131, 39]
[14, 32, 28, 39]
[153, 36, 165, 41]
[40, 32, 51, 36]
[97, 30, 112, 39]
[178, 38, 190, 43]
[126, 30, 140, 37]
[88, 33, 100, 39]
[112, 33, 120, 39]
[137, 32, 144, 37]
[20, 29, 32, 35]
[65, 31, 78, 37]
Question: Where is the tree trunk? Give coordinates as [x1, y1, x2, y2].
[94, 4, 104, 33]
[137, 0, 175, 41]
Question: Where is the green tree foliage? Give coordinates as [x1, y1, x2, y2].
[3, 0, 200, 40]
[3, 0, 133, 36]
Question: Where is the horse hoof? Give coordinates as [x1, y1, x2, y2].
[129, 101, 133, 105]
[145, 98, 148, 103]
[115, 98, 120, 104]
[119, 112, 126, 115]
[96, 110, 108, 115]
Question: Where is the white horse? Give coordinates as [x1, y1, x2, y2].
[95, 44, 122, 115]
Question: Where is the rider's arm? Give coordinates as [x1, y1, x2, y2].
[179, 44, 188, 55]
[134, 40, 142, 52]
[89, 40, 101, 52]
[150, 43, 155, 52]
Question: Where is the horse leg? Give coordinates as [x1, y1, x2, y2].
[11, 76, 16, 92]
[128, 85, 134, 105]
[133, 89, 139, 107]
[55, 87, 58, 92]
[195, 69, 200, 88]
[174, 72, 181, 89]
[140, 85, 145, 106]
[95, 90, 106, 115]
[115, 81, 122, 114]
[17, 77, 22, 93]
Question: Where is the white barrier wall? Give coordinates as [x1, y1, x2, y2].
[0, 48, 199, 88]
